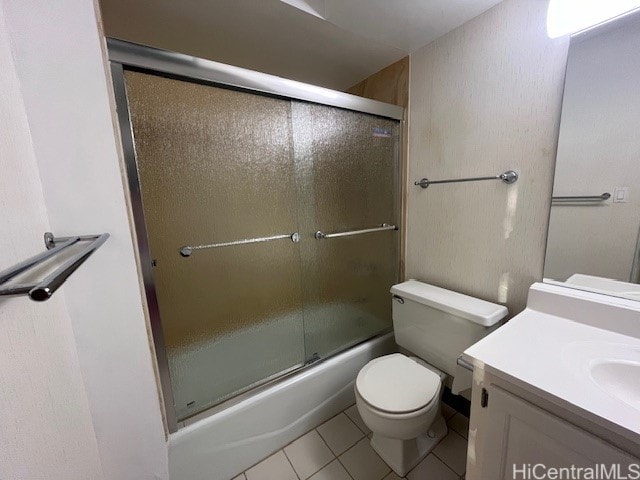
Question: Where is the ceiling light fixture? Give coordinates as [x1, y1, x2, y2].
[547, 0, 640, 38]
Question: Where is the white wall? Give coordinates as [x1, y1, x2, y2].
[0, 4, 104, 479]
[2, 1, 169, 479]
[544, 16, 640, 282]
[406, 0, 569, 315]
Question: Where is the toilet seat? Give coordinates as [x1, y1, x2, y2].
[356, 354, 440, 414]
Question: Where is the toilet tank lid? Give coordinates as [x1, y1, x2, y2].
[391, 280, 508, 327]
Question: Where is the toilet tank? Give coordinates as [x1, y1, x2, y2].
[391, 280, 508, 376]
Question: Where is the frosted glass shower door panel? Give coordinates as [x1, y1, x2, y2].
[291, 102, 400, 359]
[124, 71, 305, 420]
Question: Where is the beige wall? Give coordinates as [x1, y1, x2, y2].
[406, 0, 570, 316]
[346, 57, 409, 108]
[544, 16, 640, 283]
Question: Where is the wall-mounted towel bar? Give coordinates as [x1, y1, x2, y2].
[180, 232, 300, 257]
[552, 192, 611, 203]
[0, 232, 109, 301]
[315, 223, 397, 240]
[414, 170, 518, 189]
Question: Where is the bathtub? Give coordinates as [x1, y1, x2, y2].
[168, 332, 396, 480]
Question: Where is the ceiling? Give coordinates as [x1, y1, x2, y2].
[99, 0, 503, 90]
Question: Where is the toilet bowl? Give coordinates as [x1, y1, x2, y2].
[355, 353, 447, 476]
[354, 280, 509, 477]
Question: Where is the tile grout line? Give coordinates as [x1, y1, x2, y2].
[321, 409, 352, 429]
[448, 428, 468, 443]
[448, 412, 470, 438]
[295, 427, 335, 480]
[242, 450, 281, 477]
[344, 405, 368, 436]
[338, 436, 391, 480]
[316, 424, 356, 480]
[344, 407, 367, 437]
[431, 450, 464, 479]
[281, 447, 302, 480]
[243, 424, 323, 478]
[432, 427, 468, 478]
[343, 412, 366, 442]
[335, 455, 356, 480]
[243, 404, 470, 480]
[243, 407, 365, 480]
[317, 412, 365, 456]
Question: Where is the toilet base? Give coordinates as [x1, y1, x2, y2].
[370, 414, 448, 477]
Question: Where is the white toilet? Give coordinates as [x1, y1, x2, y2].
[355, 280, 508, 476]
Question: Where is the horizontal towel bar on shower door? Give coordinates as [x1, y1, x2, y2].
[414, 170, 518, 189]
[552, 193, 611, 203]
[314, 223, 397, 240]
[179, 232, 300, 257]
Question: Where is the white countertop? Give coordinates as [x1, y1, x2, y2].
[462, 283, 640, 445]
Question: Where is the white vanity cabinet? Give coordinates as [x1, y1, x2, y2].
[460, 282, 640, 480]
[466, 371, 638, 480]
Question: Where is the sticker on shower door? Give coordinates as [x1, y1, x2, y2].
[372, 127, 392, 138]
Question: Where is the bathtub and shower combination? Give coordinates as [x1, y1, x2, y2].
[108, 39, 404, 480]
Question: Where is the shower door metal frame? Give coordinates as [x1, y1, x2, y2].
[107, 38, 404, 433]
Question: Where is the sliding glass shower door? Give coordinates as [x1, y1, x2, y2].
[291, 102, 399, 359]
[125, 71, 306, 419]
[122, 69, 399, 421]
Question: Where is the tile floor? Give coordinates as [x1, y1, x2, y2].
[234, 402, 469, 480]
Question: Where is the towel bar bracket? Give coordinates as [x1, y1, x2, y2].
[44, 232, 56, 250]
[45, 232, 100, 250]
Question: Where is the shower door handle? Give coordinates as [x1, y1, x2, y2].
[314, 223, 397, 240]
[179, 232, 300, 257]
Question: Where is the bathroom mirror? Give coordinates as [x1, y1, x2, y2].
[543, 11, 640, 301]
